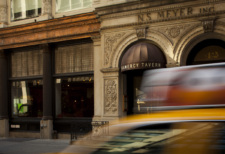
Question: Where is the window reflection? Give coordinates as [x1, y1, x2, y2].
[56, 0, 92, 13]
[11, 80, 43, 117]
[55, 76, 94, 117]
[11, 0, 42, 21]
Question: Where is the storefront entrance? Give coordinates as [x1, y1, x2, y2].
[125, 70, 144, 115]
[120, 42, 166, 115]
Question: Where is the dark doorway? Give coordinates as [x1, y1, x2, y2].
[125, 70, 144, 115]
[187, 39, 225, 65]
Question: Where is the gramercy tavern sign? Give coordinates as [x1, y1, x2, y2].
[138, 6, 215, 22]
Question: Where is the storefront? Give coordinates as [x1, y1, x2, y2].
[1, 0, 225, 139]
[93, 0, 225, 123]
[0, 10, 99, 138]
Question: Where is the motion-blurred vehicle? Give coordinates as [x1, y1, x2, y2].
[140, 62, 225, 111]
[60, 108, 225, 154]
[56, 63, 225, 154]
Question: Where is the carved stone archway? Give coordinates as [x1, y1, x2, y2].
[180, 32, 225, 66]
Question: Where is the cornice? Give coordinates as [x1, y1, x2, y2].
[0, 12, 99, 37]
[0, 31, 99, 50]
[97, 0, 224, 19]
[100, 10, 224, 30]
[1, 19, 100, 39]
[0, 12, 101, 50]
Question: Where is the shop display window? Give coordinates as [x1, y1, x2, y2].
[56, 0, 92, 13]
[11, 0, 42, 21]
[55, 42, 93, 74]
[55, 76, 94, 118]
[11, 80, 43, 117]
[10, 48, 43, 118]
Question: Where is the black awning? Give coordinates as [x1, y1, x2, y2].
[121, 42, 166, 72]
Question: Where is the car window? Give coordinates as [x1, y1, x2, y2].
[92, 122, 225, 154]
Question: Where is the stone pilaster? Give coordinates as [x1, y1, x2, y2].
[40, 120, 53, 139]
[41, 44, 53, 139]
[0, 5, 7, 27]
[0, 119, 9, 137]
[41, 0, 52, 19]
[92, 35, 103, 120]
[0, 50, 9, 137]
[101, 67, 120, 121]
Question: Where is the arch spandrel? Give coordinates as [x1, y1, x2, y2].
[175, 22, 225, 66]
[173, 23, 203, 65]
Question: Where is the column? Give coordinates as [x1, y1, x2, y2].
[0, 0, 8, 27]
[91, 35, 103, 121]
[40, 44, 53, 139]
[0, 50, 9, 137]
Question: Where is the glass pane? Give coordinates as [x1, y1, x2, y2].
[11, 0, 42, 20]
[83, 0, 92, 8]
[56, 0, 92, 13]
[11, 80, 43, 117]
[55, 76, 94, 117]
[71, 0, 82, 9]
[56, 0, 70, 12]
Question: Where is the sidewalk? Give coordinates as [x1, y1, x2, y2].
[0, 138, 70, 154]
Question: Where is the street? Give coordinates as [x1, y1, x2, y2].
[0, 138, 70, 154]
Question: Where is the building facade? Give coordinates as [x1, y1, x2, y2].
[0, 0, 225, 139]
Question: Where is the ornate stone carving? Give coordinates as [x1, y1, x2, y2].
[159, 24, 190, 38]
[202, 17, 216, 33]
[104, 79, 117, 115]
[0, 6, 7, 23]
[104, 32, 126, 65]
[135, 26, 148, 39]
[42, 0, 52, 15]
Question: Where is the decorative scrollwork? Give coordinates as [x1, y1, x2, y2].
[159, 24, 190, 39]
[135, 26, 148, 39]
[104, 79, 118, 115]
[104, 32, 126, 65]
[202, 18, 216, 33]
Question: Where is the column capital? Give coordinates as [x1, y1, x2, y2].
[91, 35, 101, 46]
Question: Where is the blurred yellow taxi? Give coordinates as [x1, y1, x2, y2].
[55, 63, 225, 154]
[58, 108, 225, 154]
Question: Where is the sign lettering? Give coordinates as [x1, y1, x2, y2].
[121, 62, 163, 72]
[138, 6, 215, 22]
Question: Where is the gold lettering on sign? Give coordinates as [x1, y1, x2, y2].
[208, 51, 219, 59]
[121, 62, 162, 71]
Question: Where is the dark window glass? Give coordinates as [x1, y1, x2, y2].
[55, 76, 94, 117]
[11, 80, 43, 117]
